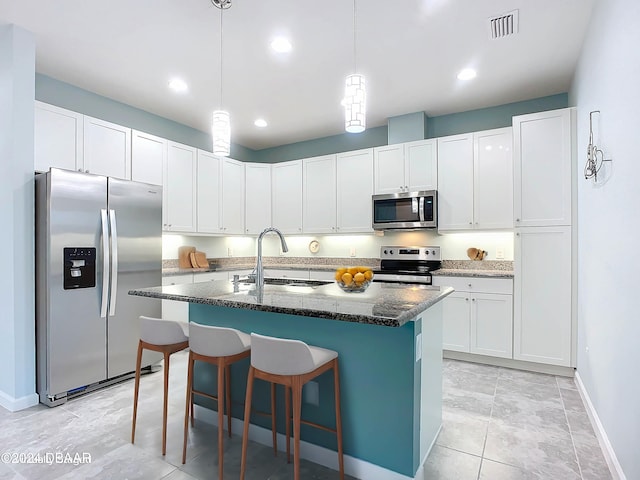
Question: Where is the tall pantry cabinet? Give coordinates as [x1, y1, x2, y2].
[512, 108, 576, 367]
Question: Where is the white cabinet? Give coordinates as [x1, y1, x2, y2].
[164, 141, 197, 232]
[131, 130, 165, 185]
[83, 116, 131, 179]
[196, 150, 222, 233]
[220, 158, 245, 234]
[193, 271, 228, 282]
[245, 163, 272, 234]
[309, 270, 336, 281]
[337, 148, 374, 233]
[513, 108, 573, 227]
[432, 276, 513, 359]
[161, 274, 192, 323]
[437, 128, 512, 231]
[34, 101, 83, 173]
[513, 226, 572, 366]
[272, 160, 303, 234]
[303, 155, 337, 234]
[264, 268, 310, 279]
[373, 140, 437, 194]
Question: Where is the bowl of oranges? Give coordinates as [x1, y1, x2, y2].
[335, 266, 374, 292]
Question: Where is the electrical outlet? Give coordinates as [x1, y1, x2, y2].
[496, 248, 505, 260]
[227, 247, 233, 257]
[415, 333, 422, 362]
[349, 247, 356, 257]
[303, 381, 319, 406]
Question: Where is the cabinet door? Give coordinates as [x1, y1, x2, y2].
[513, 108, 573, 227]
[272, 160, 303, 234]
[264, 268, 310, 280]
[34, 101, 84, 173]
[405, 139, 437, 191]
[514, 226, 572, 366]
[161, 274, 192, 323]
[196, 150, 222, 233]
[131, 130, 165, 185]
[193, 272, 227, 282]
[373, 144, 405, 194]
[440, 291, 471, 352]
[471, 293, 513, 359]
[245, 163, 272, 235]
[337, 148, 374, 233]
[437, 134, 473, 231]
[164, 142, 197, 232]
[83, 116, 131, 179]
[221, 158, 245, 234]
[303, 155, 337, 233]
[473, 128, 513, 229]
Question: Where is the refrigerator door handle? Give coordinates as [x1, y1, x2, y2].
[108, 209, 118, 316]
[100, 209, 110, 318]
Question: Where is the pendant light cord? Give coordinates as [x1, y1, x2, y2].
[353, 0, 357, 73]
[219, 5, 224, 110]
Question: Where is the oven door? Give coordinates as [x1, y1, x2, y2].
[372, 190, 437, 230]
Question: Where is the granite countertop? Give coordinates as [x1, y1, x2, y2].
[431, 268, 514, 279]
[129, 281, 454, 328]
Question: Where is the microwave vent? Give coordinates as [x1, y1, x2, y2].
[488, 10, 519, 39]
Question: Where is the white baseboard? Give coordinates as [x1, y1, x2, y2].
[444, 351, 575, 377]
[193, 404, 423, 480]
[0, 390, 39, 412]
[574, 372, 626, 480]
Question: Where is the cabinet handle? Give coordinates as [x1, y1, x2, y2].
[468, 284, 472, 287]
[516, 232, 520, 237]
[472, 298, 476, 302]
[516, 218, 520, 222]
[469, 222, 472, 225]
[85, 170, 90, 173]
[465, 298, 469, 301]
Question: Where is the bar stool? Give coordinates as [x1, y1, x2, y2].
[131, 316, 189, 456]
[183, 322, 266, 479]
[240, 333, 344, 480]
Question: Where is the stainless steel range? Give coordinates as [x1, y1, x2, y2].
[372, 246, 442, 285]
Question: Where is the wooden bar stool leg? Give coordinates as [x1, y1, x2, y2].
[285, 385, 291, 463]
[334, 360, 345, 480]
[271, 382, 278, 456]
[292, 377, 303, 480]
[162, 352, 171, 456]
[182, 352, 194, 464]
[240, 366, 255, 480]
[131, 341, 143, 444]
[225, 364, 232, 437]
[217, 360, 225, 480]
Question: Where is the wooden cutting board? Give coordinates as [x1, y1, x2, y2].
[194, 251, 209, 268]
[178, 246, 196, 268]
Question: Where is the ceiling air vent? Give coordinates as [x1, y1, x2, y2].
[488, 9, 519, 39]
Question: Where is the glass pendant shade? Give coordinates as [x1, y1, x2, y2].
[212, 110, 230, 157]
[344, 73, 366, 133]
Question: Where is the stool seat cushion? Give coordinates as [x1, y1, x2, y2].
[250, 333, 338, 376]
[189, 323, 251, 358]
[139, 316, 189, 346]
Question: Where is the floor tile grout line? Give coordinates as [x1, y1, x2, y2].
[558, 375, 586, 480]
[476, 366, 501, 480]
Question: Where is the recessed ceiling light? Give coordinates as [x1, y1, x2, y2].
[270, 37, 292, 53]
[457, 68, 477, 81]
[168, 78, 188, 93]
[254, 118, 268, 128]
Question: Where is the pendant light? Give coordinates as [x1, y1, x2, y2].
[212, 0, 231, 156]
[344, 0, 366, 133]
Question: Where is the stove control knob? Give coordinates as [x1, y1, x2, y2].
[425, 250, 429, 255]
[389, 250, 394, 255]
[431, 250, 436, 255]
[383, 249, 388, 255]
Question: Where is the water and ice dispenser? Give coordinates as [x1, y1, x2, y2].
[63, 247, 96, 289]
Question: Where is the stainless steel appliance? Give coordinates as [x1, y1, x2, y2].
[372, 190, 437, 230]
[372, 246, 442, 285]
[35, 168, 162, 406]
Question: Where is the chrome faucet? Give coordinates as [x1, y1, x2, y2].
[255, 227, 288, 290]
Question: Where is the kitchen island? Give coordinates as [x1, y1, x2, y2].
[129, 280, 453, 479]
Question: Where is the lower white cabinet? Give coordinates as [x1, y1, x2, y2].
[193, 271, 228, 282]
[161, 274, 193, 323]
[264, 268, 310, 279]
[432, 276, 513, 359]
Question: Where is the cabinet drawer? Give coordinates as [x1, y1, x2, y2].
[162, 274, 193, 286]
[432, 276, 512, 294]
[193, 271, 228, 282]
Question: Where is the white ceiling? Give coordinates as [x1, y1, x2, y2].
[0, 0, 594, 150]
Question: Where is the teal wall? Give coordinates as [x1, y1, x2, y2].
[388, 112, 428, 144]
[190, 303, 418, 476]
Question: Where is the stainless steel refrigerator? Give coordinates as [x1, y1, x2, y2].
[35, 168, 162, 407]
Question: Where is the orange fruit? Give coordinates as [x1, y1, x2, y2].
[347, 267, 359, 276]
[334, 271, 344, 281]
[357, 266, 368, 273]
[354, 272, 365, 283]
[364, 270, 374, 280]
[341, 272, 353, 285]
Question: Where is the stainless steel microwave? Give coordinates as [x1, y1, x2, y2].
[372, 190, 437, 230]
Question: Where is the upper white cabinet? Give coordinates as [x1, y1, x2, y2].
[272, 160, 303, 234]
[245, 162, 272, 235]
[373, 140, 437, 194]
[196, 150, 222, 234]
[303, 155, 337, 234]
[131, 130, 165, 185]
[34, 101, 84, 173]
[83, 116, 131, 179]
[437, 128, 513, 231]
[220, 158, 245, 234]
[513, 108, 573, 227]
[164, 141, 197, 232]
[337, 148, 374, 233]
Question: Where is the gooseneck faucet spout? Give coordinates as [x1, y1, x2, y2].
[255, 227, 288, 291]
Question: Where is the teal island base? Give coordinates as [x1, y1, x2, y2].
[188, 302, 443, 479]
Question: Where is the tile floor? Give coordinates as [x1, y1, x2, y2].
[0, 352, 612, 479]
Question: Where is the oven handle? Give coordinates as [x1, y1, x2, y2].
[419, 197, 425, 222]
